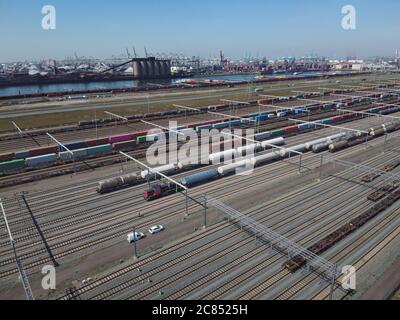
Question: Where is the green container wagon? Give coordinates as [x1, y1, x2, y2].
[86, 144, 113, 156]
[0, 159, 25, 172]
[14, 150, 30, 159]
[136, 136, 147, 143]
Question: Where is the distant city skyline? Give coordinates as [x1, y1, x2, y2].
[0, 0, 399, 63]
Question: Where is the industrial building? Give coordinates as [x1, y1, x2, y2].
[131, 57, 171, 79]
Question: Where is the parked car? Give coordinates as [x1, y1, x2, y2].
[148, 225, 165, 234]
[127, 232, 145, 243]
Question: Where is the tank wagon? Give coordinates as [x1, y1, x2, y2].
[97, 173, 141, 194]
[143, 168, 220, 201]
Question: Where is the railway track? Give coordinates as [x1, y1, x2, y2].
[1, 100, 398, 190]
[123, 160, 399, 300]
[2, 108, 394, 214]
[311, 223, 400, 300]
[0, 124, 397, 278]
[271, 209, 400, 300]
[55, 150, 400, 300]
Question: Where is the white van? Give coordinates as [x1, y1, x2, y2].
[127, 232, 145, 243]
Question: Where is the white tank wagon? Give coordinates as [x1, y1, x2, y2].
[140, 163, 179, 179]
[236, 143, 262, 156]
[279, 144, 307, 157]
[217, 158, 253, 175]
[260, 137, 285, 149]
[250, 151, 281, 167]
[304, 133, 347, 150]
[208, 149, 237, 164]
[236, 137, 285, 156]
[312, 142, 331, 153]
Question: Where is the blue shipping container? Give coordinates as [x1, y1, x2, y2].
[26, 153, 57, 167]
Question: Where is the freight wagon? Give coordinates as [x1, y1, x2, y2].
[0, 159, 25, 173]
[26, 154, 57, 168]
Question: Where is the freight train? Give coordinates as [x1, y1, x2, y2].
[1, 94, 399, 175]
[141, 133, 350, 201]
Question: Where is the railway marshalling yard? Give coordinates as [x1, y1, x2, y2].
[1, 73, 400, 301]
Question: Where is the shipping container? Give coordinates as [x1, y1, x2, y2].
[0, 159, 25, 172]
[0, 152, 14, 162]
[29, 146, 59, 157]
[26, 153, 57, 168]
[86, 144, 113, 156]
[85, 137, 109, 147]
[283, 125, 299, 134]
[212, 122, 229, 129]
[270, 129, 285, 137]
[108, 133, 134, 144]
[63, 140, 87, 150]
[136, 136, 147, 143]
[131, 130, 148, 140]
[59, 147, 89, 162]
[112, 140, 136, 151]
[254, 131, 272, 141]
[196, 125, 213, 132]
[14, 150, 30, 159]
[298, 123, 314, 131]
[228, 120, 242, 127]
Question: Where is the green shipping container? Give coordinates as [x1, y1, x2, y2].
[271, 129, 284, 137]
[14, 150, 30, 159]
[137, 136, 147, 143]
[86, 144, 113, 156]
[0, 159, 25, 172]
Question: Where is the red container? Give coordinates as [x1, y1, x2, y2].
[85, 137, 109, 147]
[283, 125, 299, 134]
[332, 116, 344, 123]
[29, 146, 59, 157]
[186, 122, 198, 129]
[0, 152, 14, 162]
[131, 130, 148, 140]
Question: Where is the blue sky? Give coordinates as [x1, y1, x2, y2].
[0, 0, 399, 62]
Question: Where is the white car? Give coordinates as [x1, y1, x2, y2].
[127, 232, 145, 243]
[148, 225, 165, 234]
